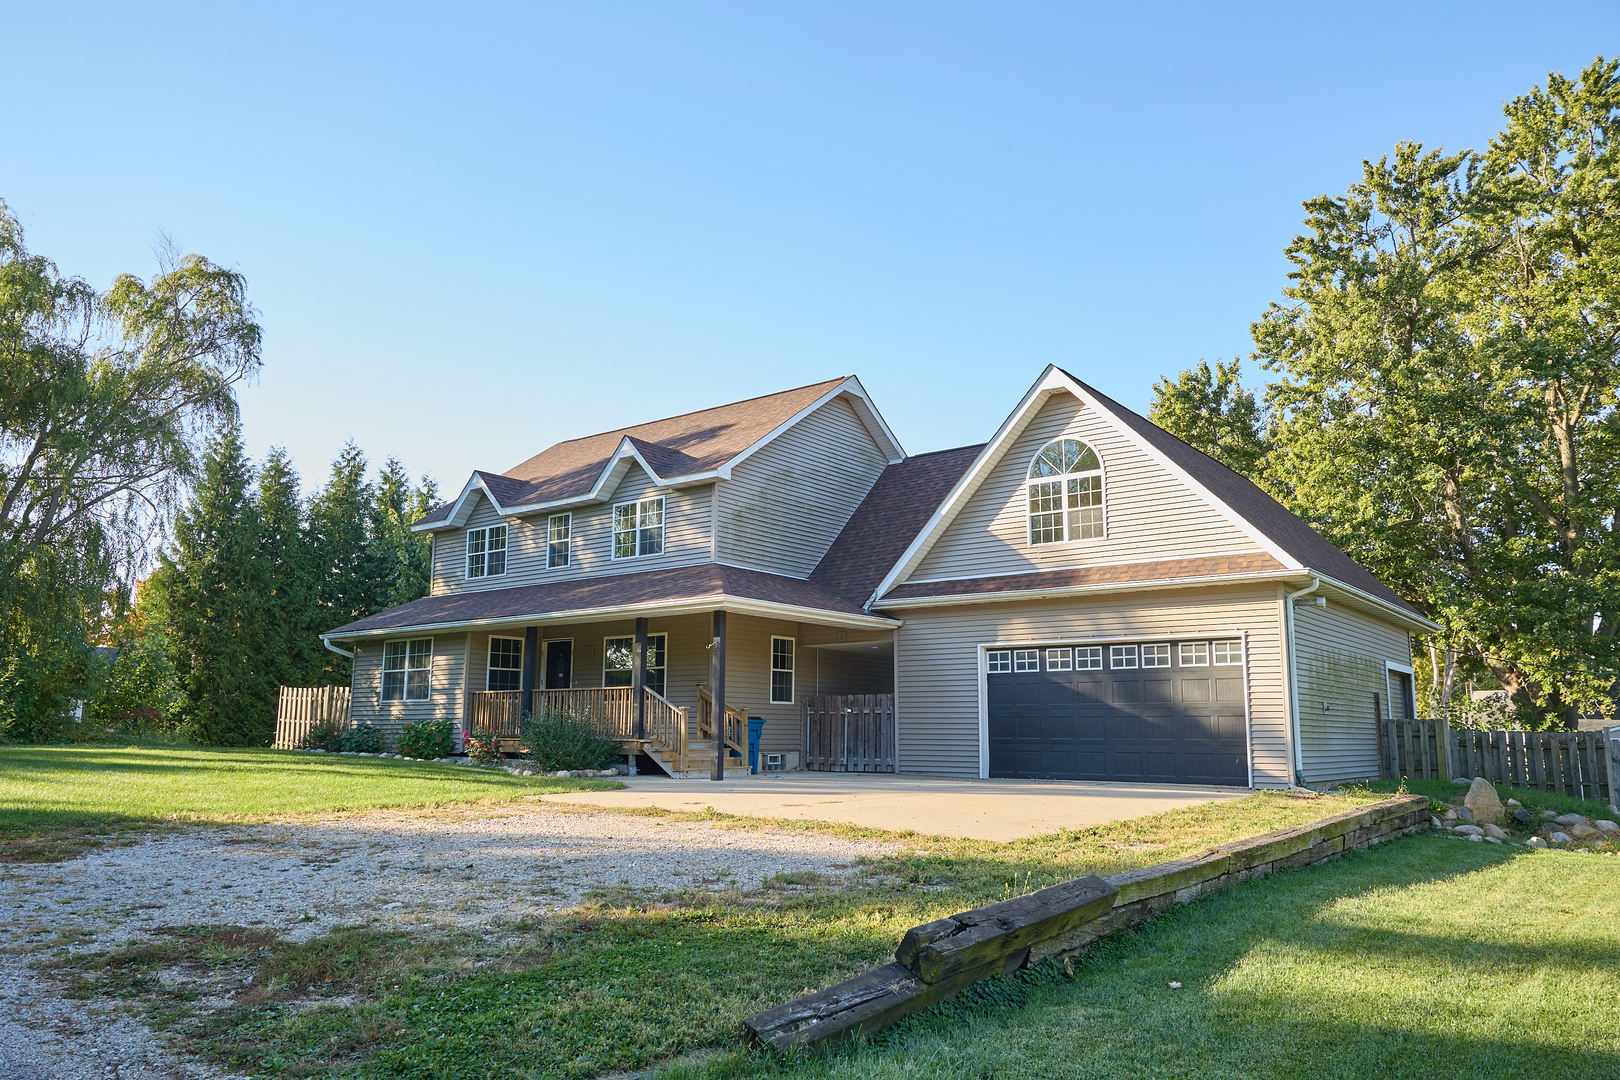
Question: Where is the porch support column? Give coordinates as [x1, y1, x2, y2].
[711, 609, 727, 782]
[632, 617, 648, 741]
[521, 626, 539, 718]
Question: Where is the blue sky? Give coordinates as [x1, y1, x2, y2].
[5, 3, 1616, 493]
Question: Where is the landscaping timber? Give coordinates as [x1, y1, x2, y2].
[742, 793, 1429, 1053]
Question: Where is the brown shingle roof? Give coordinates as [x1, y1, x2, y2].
[417, 378, 851, 523]
[810, 445, 984, 604]
[1060, 369, 1423, 616]
[324, 563, 889, 637]
[878, 553, 1289, 604]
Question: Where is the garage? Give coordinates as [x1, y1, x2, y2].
[986, 638, 1249, 785]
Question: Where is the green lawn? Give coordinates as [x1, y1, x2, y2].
[659, 837, 1620, 1080]
[0, 743, 621, 859]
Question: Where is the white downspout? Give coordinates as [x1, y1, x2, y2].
[1283, 576, 1320, 788]
[323, 637, 355, 660]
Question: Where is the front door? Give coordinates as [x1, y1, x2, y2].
[544, 640, 573, 689]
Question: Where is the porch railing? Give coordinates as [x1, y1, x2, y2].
[696, 683, 747, 760]
[468, 687, 690, 768]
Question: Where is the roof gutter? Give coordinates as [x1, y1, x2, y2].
[323, 637, 355, 660]
[872, 569, 1306, 610]
[322, 594, 903, 642]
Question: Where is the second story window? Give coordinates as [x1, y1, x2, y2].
[1027, 438, 1104, 545]
[547, 513, 571, 569]
[613, 497, 664, 559]
[466, 525, 507, 578]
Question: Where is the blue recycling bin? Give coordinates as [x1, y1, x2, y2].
[747, 716, 767, 773]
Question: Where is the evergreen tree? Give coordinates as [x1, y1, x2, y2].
[159, 423, 275, 745]
[370, 458, 438, 608]
[257, 448, 322, 688]
[307, 442, 377, 683]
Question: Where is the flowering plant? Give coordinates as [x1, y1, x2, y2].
[464, 727, 503, 766]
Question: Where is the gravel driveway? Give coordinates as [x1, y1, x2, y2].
[0, 803, 901, 1080]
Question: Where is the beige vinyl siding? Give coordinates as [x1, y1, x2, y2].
[910, 391, 1263, 582]
[522, 612, 809, 759]
[348, 632, 467, 745]
[890, 585, 1290, 785]
[1293, 601, 1412, 785]
[716, 396, 889, 578]
[430, 468, 714, 595]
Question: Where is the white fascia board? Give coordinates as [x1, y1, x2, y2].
[1314, 573, 1441, 634]
[872, 568, 1307, 610]
[1052, 369, 1302, 570]
[322, 596, 902, 643]
[725, 377, 907, 477]
[867, 366, 1065, 604]
[419, 474, 503, 532]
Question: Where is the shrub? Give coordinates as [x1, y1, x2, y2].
[519, 708, 620, 771]
[298, 719, 345, 753]
[88, 633, 183, 737]
[398, 718, 454, 760]
[339, 723, 384, 753]
[464, 727, 503, 765]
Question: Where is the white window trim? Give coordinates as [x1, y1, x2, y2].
[382, 637, 434, 703]
[465, 525, 508, 579]
[770, 636, 796, 704]
[486, 635, 524, 692]
[547, 513, 571, 569]
[611, 496, 667, 561]
[603, 633, 668, 690]
[1024, 437, 1108, 547]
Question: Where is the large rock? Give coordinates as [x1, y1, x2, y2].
[1597, 820, 1619, 832]
[1549, 831, 1574, 844]
[1463, 778, 1504, 827]
[1453, 824, 1484, 836]
[1555, 813, 1588, 828]
[1526, 836, 1549, 849]
[1570, 823, 1604, 840]
[1483, 823, 1508, 839]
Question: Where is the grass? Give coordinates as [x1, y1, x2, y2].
[43, 786, 1400, 1079]
[655, 836, 1620, 1080]
[0, 743, 621, 860]
[1359, 776, 1619, 823]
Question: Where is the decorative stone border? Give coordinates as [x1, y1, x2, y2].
[743, 794, 1430, 1052]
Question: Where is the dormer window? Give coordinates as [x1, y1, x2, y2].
[1027, 438, 1104, 545]
[613, 497, 665, 559]
[467, 525, 507, 578]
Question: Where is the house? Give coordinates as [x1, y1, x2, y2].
[321, 366, 1437, 787]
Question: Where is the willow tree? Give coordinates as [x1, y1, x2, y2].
[0, 200, 261, 737]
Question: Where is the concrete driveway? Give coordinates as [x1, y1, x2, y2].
[541, 771, 1250, 842]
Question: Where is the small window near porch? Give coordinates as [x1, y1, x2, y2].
[771, 637, 795, 704]
[603, 634, 667, 697]
[382, 638, 433, 701]
[488, 637, 523, 692]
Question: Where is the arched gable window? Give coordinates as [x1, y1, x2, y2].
[1027, 438, 1104, 545]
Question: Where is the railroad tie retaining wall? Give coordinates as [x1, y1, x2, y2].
[743, 794, 1429, 1052]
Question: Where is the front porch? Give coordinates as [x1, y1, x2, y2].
[460, 608, 895, 779]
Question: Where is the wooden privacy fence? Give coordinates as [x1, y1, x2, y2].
[804, 694, 895, 772]
[273, 686, 351, 749]
[1383, 718, 1618, 805]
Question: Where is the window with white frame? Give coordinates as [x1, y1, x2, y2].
[987, 650, 1012, 673]
[487, 637, 523, 692]
[613, 497, 665, 559]
[1213, 640, 1243, 666]
[771, 637, 795, 704]
[547, 513, 571, 569]
[1076, 646, 1103, 669]
[603, 633, 667, 696]
[1013, 649, 1040, 672]
[1110, 644, 1138, 669]
[466, 525, 507, 578]
[1027, 438, 1104, 545]
[1180, 642, 1209, 667]
[1142, 643, 1171, 668]
[1045, 647, 1073, 671]
[382, 639, 432, 701]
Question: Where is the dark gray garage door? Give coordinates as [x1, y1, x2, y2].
[987, 639, 1248, 785]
